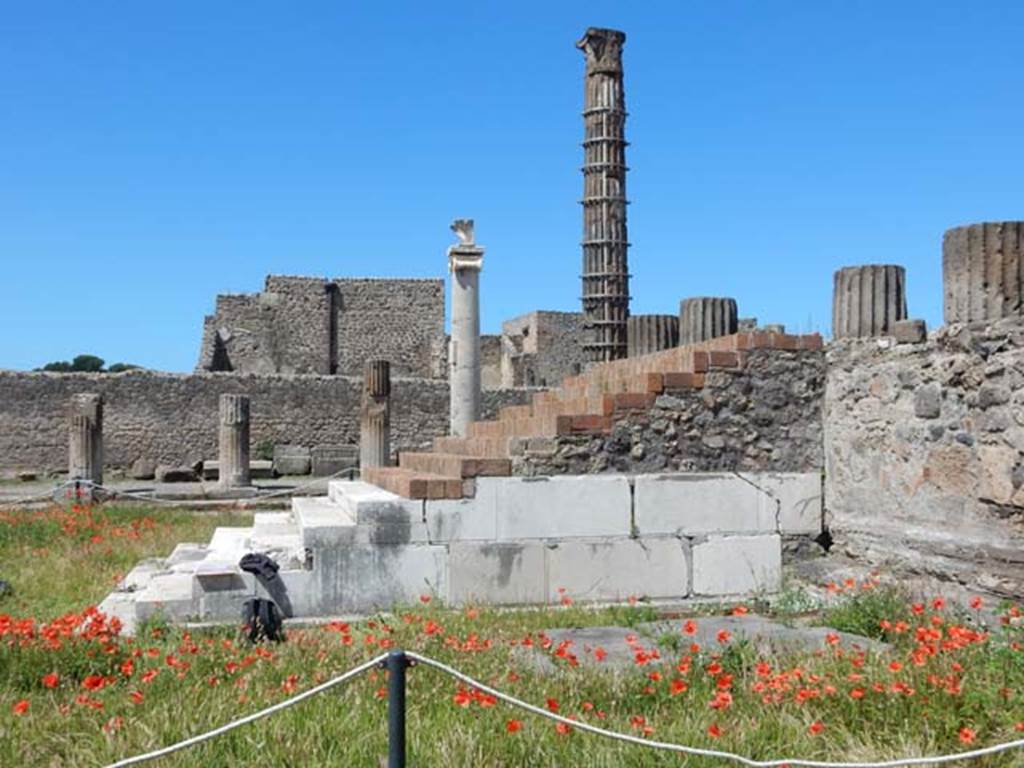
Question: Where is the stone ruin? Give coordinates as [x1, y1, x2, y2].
[0, 27, 1021, 629]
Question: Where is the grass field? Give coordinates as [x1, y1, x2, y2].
[2, 502, 1024, 767]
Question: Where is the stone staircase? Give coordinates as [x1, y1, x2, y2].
[364, 330, 823, 499]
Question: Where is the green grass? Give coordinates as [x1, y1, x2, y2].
[2, 504, 1024, 767]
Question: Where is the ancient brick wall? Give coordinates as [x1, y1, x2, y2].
[0, 371, 531, 472]
[501, 311, 587, 387]
[513, 348, 825, 476]
[480, 334, 502, 390]
[824, 318, 1024, 597]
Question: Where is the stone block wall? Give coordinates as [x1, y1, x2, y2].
[825, 318, 1024, 597]
[513, 348, 825, 476]
[0, 371, 532, 473]
[196, 275, 445, 379]
[500, 311, 587, 387]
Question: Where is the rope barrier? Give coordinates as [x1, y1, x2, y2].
[98, 649, 1024, 768]
[102, 653, 388, 768]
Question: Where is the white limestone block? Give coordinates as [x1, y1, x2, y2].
[133, 573, 199, 621]
[691, 534, 782, 596]
[448, 541, 546, 605]
[546, 537, 690, 602]
[293, 496, 356, 548]
[425, 480, 500, 542]
[324, 481, 428, 545]
[486, 476, 632, 540]
[634, 473, 775, 536]
[314, 544, 448, 612]
[742, 472, 822, 535]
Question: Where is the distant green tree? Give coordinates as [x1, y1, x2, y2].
[107, 363, 141, 373]
[71, 355, 105, 372]
[40, 361, 73, 372]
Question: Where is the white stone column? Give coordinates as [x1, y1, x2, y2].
[68, 393, 103, 489]
[218, 393, 251, 488]
[448, 219, 484, 437]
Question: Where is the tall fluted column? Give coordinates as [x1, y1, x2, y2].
[360, 360, 391, 468]
[943, 222, 1024, 324]
[832, 265, 907, 339]
[218, 394, 251, 488]
[68, 393, 103, 490]
[679, 297, 738, 345]
[578, 27, 630, 363]
[627, 314, 679, 357]
[448, 219, 484, 437]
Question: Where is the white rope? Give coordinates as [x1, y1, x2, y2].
[0, 480, 77, 507]
[406, 652, 1024, 768]
[102, 652, 388, 768]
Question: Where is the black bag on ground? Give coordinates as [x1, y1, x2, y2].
[241, 597, 284, 643]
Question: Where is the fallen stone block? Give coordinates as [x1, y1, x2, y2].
[129, 458, 157, 480]
[311, 444, 359, 477]
[201, 460, 275, 481]
[273, 444, 311, 476]
[894, 318, 927, 344]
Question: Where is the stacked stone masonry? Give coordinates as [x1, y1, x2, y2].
[0, 371, 532, 472]
[197, 275, 446, 379]
[826, 318, 1024, 599]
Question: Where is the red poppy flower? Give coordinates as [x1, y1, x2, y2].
[958, 727, 976, 744]
[41, 673, 59, 689]
[707, 723, 722, 738]
[506, 719, 522, 733]
[82, 674, 106, 691]
[683, 620, 697, 636]
[808, 721, 825, 735]
[555, 722, 572, 735]
[717, 629, 731, 644]
[12, 699, 29, 716]
[546, 697, 559, 713]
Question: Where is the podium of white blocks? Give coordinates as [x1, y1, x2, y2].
[100, 472, 821, 633]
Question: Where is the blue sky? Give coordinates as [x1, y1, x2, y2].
[2, 2, 1021, 372]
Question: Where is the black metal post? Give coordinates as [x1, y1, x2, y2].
[386, 650, 409, 768]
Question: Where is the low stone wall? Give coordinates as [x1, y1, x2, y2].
[0, 371, 533, 473]
[825, 318, 1024, 597]
[513, 348, 825, 476]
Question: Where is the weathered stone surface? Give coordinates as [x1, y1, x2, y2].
[448, 541, 546, 604]
[825, 321, 1024, 598]
[691, 535, 782, 596]
[943, 222, 1024, 325]
[218, 393, 251, 488]
[0, 370, 532, 474]
[546, 537, 690, 602]
[68, 393, 103, 486]
[273, 444, 311, 476]
[129, 457, 157, 480]
[449, 221, 484, 436]
[515, 349, 824, 477]
[832, 265, 907, 339]
[914, 383, 942, 419]
[490, 476, 632, 540]
[679, 297, 738, 345]
[360, 360, 391, 468]
[627, 315, 679, 358]
[894, 318, 927, 344]
[310, 444, 359, 477]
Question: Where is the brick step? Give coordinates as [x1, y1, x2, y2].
[361, 467, 463, 500]
[399, 452, 511, 478]
[433, 436, 513, 458]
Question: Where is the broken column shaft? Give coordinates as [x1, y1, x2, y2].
[832, 265, 907, 339]
[679, 297, 738, 345]
[360, 359, 391, 469]
[218, 393, 251, 488]
[627, 314, 679, 357]
[448, 219, 484, 437]
[68, 393, 103, 488]
[943, 221, 1024, 324]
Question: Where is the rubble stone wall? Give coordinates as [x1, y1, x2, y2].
[514, 349, 826, 476]
[825, 319, 1024, 597]
[0, 371, 532, 472]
